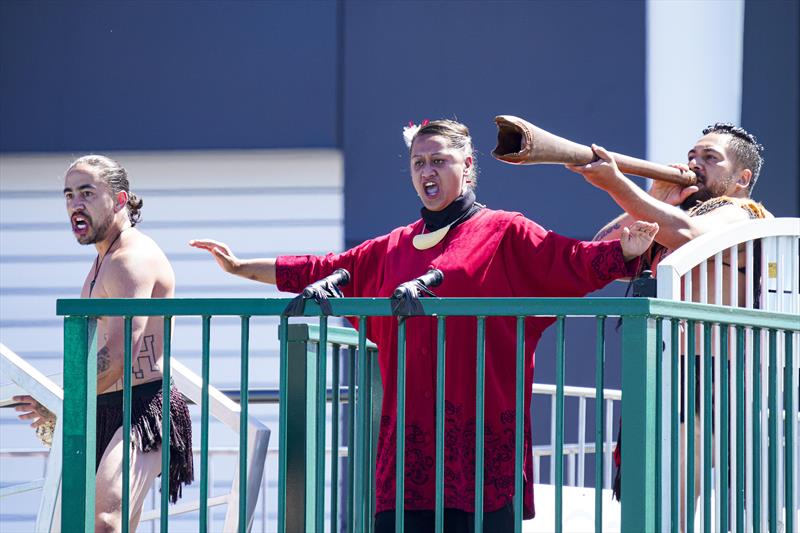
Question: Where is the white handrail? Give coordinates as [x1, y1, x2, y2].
[0, 343, 63, 417]
[532, 382, 621, 400]
[0, 342, 63, 532]
[657, 217, 800, 280]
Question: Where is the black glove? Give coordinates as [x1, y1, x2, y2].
[390, 269, 444, 316]
[283, 268, 351, 316]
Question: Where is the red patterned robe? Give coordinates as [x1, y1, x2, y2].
[276, 209, 638, 518]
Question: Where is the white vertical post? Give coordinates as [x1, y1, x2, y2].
[646, 0, 745, 165]
[578, 397, 586, 487]
[605, 399, 614, 490]
[550, 392, 557, 485]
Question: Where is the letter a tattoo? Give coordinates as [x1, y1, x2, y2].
[132, 334, 160, 379]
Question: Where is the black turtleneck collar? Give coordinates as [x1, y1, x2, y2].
[420, 189, 483, 231]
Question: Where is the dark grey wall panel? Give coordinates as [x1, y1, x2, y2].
[0, 1, 337, 151]
[741, 0, 799, 217]
[342, 1, 647, 245]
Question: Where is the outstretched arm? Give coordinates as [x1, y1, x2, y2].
[189, 239, 277, 284]
[593, 178, 698, 241]
[568, 145, 748, 249]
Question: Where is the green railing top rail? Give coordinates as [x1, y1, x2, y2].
[286, 323, 378, 349]
[56, 297, 799, 331]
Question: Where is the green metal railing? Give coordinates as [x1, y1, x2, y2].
[280, 321, 380, 533]
[57, 297, 798, 532]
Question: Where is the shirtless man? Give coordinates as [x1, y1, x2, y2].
[567, 123, 768, 520]
[570, 122, 769, 302]
[14, 155, 193, 532]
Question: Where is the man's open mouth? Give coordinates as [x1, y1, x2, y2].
[71, 213, 90, 234]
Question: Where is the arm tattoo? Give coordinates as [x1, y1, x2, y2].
[595, 222, 621, 241]
[96, 346, 111, 373]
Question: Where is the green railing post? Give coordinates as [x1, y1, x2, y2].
[238, 316, 250, 533]
[122, 317, 133, 533]
[199, 316, 211, 533]
[555, 317, 565, 533]
[331, 343, 341, 533]
[735, 326, 746, 533]
[620, 314, 658, 533]
[435, 316, 447, 533]
[277, 315, 289, 533]
[594, 316, 606, 533]
[474, 316, 487, 532]
[62, 315, 97, 532]
[368, 346, 382, 533]
[670, 320, 680, 533]
[515, 316, 526, 533]
[396, 318, 407, 533]
[356, 318, 370, 533]
[315, 318, 328, 533]
[161, 317, 172, 533]
[753, 327, 762, 532]
[768, 329, 778, 533]
[347, 346, 356, 533]
[719, 325, 729, 533]
[655, 317, 663, 531]
[283, 323, 314, 532]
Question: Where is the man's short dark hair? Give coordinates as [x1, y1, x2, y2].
[702, 123, 764, 194]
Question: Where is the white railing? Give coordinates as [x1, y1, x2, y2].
[0, 342, 63, 532]
[657, 217, 800, 533]
[530, 383, 621, 489]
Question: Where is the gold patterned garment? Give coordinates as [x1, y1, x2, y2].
[644, 196, 772, 271]
[686, 195, 772, 219]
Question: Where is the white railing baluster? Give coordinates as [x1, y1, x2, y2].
[729, 244, 738, 533]
[605, 399, 614, 490]
[578, 396, 586, 487]
[550, 391, 557, 484]
[714, 251, 723, 532]
[760, 242, 770, 533]
[698, 260, 707, 528]
[567, 453, 576, 487]
[793, 236, 800, 522]
[746, 240, 754, 309]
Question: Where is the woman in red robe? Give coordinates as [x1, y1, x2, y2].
[190, 119, 658, 531]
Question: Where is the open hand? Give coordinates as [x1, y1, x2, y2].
[189, 239, 241, 274]
[620, 221, 659, 262]
[13, 395, 56, 429]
